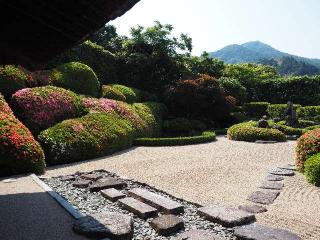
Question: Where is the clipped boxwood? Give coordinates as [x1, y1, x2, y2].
[298, 106, 320, 121]
[304, 153, 320, 186]
[11, 86, 87, 134]
[102, 85, 126, 102]
[133, 131, 216, 146]
[112, 84, 141, 103]
[0, 94, 45, 175]
[51, 62, 100, 97]
[267, 104, 301, 119]
[296, 129, 320, 172]
[243, 102, 269, 118]
[228, 122, 286, 142]
[38, 112, 135, 165]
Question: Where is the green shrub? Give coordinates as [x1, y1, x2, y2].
[275, 124, 304, 136]
[0, 65, 28, 99]
[102, 85, 126, 101]
[140, 90, 159, 102]
[243, 102, 270, 118]
[0, 94, 45, 176]
[267, 104, 301, 119]
[163, 118, 206, 136]
[298, 120, 317, 128]
[29, 70, 53, 87]
[51, 62, 100, 97]
[304, 153, 320, 186]
[297, 106, 320, 121]
[228, 122, 286, 142]
[219, 77, 247, 103]
[230, 112, 247, 123]
[112, 84, 141, 103]
[296, 129, 320, 172]
[133, 131, 216, 146]
[213, 128, 228, 135]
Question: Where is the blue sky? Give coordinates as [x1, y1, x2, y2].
[111, 0, 320, 58]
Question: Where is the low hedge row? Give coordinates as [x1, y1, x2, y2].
[111, 84, 141, 103]
[304, 153, 320, 186]
[243, 102, 269, 118]
[267, 104, 301, 119]
[133, 131, 216, 146]
[163, 118, 206, 136]
[102, 85, 126, 102]
[297, 106, 320, 121]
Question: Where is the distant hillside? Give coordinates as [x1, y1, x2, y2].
[210, 41, 320, 76]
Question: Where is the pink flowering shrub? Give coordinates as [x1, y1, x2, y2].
[11, 86, 87, 134]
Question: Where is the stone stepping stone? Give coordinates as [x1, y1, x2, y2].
[265, 175, 284, 181]
[73, 179, 91, 188]
[60, 175, 76, 181]
[81, 173, 103, 181]
[197, 205, 255, 227]
[278, 164, 296, 171]
[118, 197, 158, 219]
[269, 167, 295, 176]
[128, 188, 184, 214]
[255, 140, 277, 144]
[234, 223, 302, 240]
[238, 205, 267, 214]
[150, 214, 184, 236]
[73, 212, 133, 239]
[259, 181, 284, 190]
[177, 229, 226, 240]
[101, 188, 126, 202]
[89, 177, 127, 192]
[247, 190, 280, 205]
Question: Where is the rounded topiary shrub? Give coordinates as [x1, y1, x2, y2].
[11, 86, 87, 134]
[243, 102, 270, 118]
[38, 112, 135, 165]
[51, 62, 100, 97]
[296, 129, 320, 172]
[304, 153, 320, 186]
[111, 84, 141, 103]
[0, 94, 45, 176]
[102, 85, 126, 102]
[29, 70, 53, 87]
[0, 65, 29, 99]
[227, 122, 286, 142]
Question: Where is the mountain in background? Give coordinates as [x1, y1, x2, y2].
[209, 41, 320, 76]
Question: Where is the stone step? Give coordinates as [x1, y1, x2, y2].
[269, 167, 294, 176]
[101, 188, 126, 202]
[177, 229, 226, 240]
[247, 190, 280, 205]
[150, 215, 184, 236]
[118, 197, 158, 219]
[81, 173, 103, 181]
[259, 181, 284, 190]
[73, 179, 91, 188]
[238, 205, 267, 214]
[265, 175, 284, 181]
[89, 177, 127, 192]
[234, 223, 302, 240]
[197, 205, 255, 227]
[128, 188, 184, 214]
[278, 164, 297, 171]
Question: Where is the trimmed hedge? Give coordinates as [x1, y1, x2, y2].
[163, 118, 206, 136]
[133, 131, 216, 146]
[228, 122, 286, 142]
[11, 86, 87, 134]
[296, 129, 320, 172]
[304, 153, 320, 186]
[219, 77, 247, 103]
[243, 102, 269, 118]
[267, 104, 301, 119]
[51, 62, 100, 97]
[111, 84, 141, 103]
[102, 85, 126, 102]
[0, 94, 45, 175]
[297, 106, 320, 121]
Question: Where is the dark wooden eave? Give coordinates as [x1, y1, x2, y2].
[0, 0, 140, 70]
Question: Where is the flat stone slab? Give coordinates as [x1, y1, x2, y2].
[73, 179, 91, 188]
[259, 181, 284, 190]
[197, 205, 255, 227]
[177, 229, 226, 240]
[255, 140, 277, 144]
[128, 188, 184, 214]
[234, 223, 302, 240]
[150, 214, 184, 236]
[73, 212, 133, 239]
[81, 173, 103, 181]
[269, 167, 295, 176]
[89, 177, 127, 192]
[60, 175, 76, 181]
[238, 205, 267, 214]
[118, 197, 158, 219]
[265, 175, 284, 181]
[247, 190, 280, 205]
[278, 164, 297, 171]
[101, 188, 126, 202]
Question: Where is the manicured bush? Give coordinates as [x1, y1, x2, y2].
[111, 84, 141, 103]
[0, 94, 45, 175]
[102, 85, 126, 102]
[275, 124, 305, 136]
[51, 62, 100, 97]
[38, 113, 135, 165]
[227, 122, 286, 142]
[298, 120, 317, 128]
[163, 118, 206, 136]
[29, 70, 53, 87]
[296, 129, 320, 172]
[11, 86, 87, 134]
[133, 131, 216, 146]
[304, 153, 320, 186]
[140, 90, 159, 102]
[243, 102, 270, 118]
[0, 65, 29, 99]
[219, 77, 247, 103]
[267, 104, 301, 119]
[297, 106, 320, 121]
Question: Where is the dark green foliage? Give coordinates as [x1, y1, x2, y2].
[227, 122, 286, 142]
[140, 90, 159, 102]
[267, 104, 301, 119]
[230, 112, 248, 123]
[219, 77, 247, 103]
[277, 56, 320, 76]
[133, 131, 216, 146]
[213, 128, 228, 135]
[304, 153, 320, 186]
[298, 106, 320, 121]
[112, 84, 141, 103]
[243, 102, 270, 118]
[102, 85, 126, 101]
[163, 118, 206, 136]
[51, 62, 100, 97]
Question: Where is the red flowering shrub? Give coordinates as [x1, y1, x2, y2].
[0, 94, 45, 175]
[28, 70, 53, 87]
[296, 129, 320, 172]
[11, 86, 87, 134]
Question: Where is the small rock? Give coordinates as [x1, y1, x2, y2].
[266, 175, 284, 181]
[259, 181, 283, 190]
[269, 167, 295, 176]
[73, 179, 91, 188]
[255, 140, 277, 144]
[247, 190, 280, 205]
[89, 177, 127, 192]
[60, 175, 76, 181]
[101, 188, 126, 202]
[238, 205, 267, 214]
[177, 229, 226, 240]
[82, 173, 103, 181]
[150, 215, 184, 236]
[118, 197, 158, 219]
[278, 164, 296, 171]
